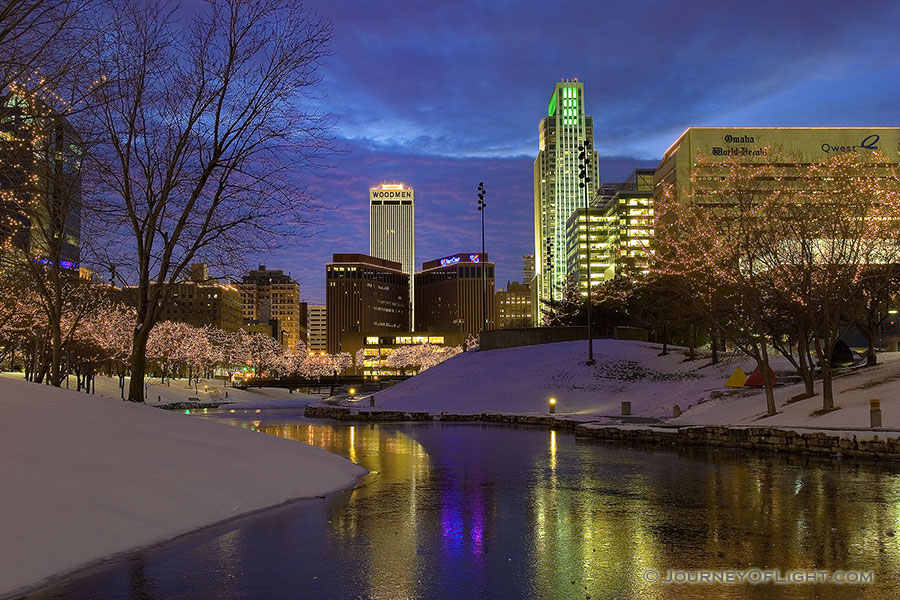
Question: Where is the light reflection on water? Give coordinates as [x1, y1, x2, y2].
[24, 410, 900, 600]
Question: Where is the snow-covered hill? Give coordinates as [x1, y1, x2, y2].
[373, 338, 900, 430]
[374, 339, 740, 417]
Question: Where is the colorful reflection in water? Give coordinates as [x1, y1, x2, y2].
[25, 410, 900, 600]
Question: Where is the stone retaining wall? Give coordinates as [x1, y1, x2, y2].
[575, 425, 900, 460]
[159, 402, 224, 410]
[303, 405, 431, 421]
[303, 404, 580, 431]
[304, 404, 900, 460]
[478, 327, 592, 351]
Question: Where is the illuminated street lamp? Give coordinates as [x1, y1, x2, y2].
[478, 182, 487, 333]
[578, 142, 595, 366]
[549, 397, 556, 414]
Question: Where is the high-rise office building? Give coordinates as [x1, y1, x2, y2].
[522, 254, 535, 286]
[533, 79, 599, 310]
[370, 182, 415, 329]
[565, 169, 655, 289]
[415, 253, 494, 338]
[565, 206, 615, 293]
[326, 254, 410, 354]
[0, 94, 82, 268]
[307, 304, 327, 353]
[655, 127, 900, 198]
[238, 265, 302, 351]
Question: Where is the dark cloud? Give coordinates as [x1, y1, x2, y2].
[262, 0, 900, 302]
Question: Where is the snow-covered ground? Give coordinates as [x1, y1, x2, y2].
[90, 373, 323, 407]
[676, 351, 900, 429]
[372, 339, 739, 417]
[0, 372, 324, 409]
[368, 339, 900, 430]
[0, 376, 366, 598]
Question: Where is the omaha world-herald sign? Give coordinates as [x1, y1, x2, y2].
[682, 127, 900, 162]
[656, 127, 900, 198]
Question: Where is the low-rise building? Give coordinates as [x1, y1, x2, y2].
[129, 263, 242, 331]
[494, 282, 533, 328]
[342, 331, 466, 377]
[238, 265, 302, 351]
[307, 304, 327, 353]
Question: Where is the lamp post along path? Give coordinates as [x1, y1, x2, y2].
[578, 143, 595, 366]
[478, 182, 487, 333]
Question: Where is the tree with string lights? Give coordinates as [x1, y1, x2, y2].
[654, 147, 900, 414]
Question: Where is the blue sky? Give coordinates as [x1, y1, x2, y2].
[269, 0, 900, 303]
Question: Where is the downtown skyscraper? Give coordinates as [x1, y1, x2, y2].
[369, 182, 415, 328]
[533, 79, 599, 306]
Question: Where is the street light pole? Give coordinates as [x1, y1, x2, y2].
[478, 182, 487, 333]
[578, 143, 595, 366]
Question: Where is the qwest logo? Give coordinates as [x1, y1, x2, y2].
[861, 134, 880, 150]
[821, 134, 881, 154]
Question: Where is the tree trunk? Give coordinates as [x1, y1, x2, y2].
[128, 323, 152, 403]
[813, 336, 834, 411]
[798, 336, 815, 399]
[755, 324, 776, 416]
[660, 322, 669, 356]
[821, 368, 834, 411]
[866, 319, 878, 367]
[711, 329, 719, 364]
[49, 318, 63, 387]
[688, 325, 696, 360]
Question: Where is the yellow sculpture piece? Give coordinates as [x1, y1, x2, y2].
[725, 368, 747, 388]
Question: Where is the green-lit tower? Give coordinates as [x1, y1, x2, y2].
[533, 79, 599, 312]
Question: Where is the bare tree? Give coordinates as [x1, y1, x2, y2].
[852, 265, 900, 367]
[0, 0, 94, 93]
[82, 0, 333, 402]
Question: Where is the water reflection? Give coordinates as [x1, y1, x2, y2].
[25, 412, 900, 600]
[252, 418, 433, 600]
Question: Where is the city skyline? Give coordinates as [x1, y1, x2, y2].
[254, 0, 900, 304]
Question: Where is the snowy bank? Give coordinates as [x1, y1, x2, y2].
[371, 339, 737, 417]
[82, 373, 322, 407]
[0, 377, 366, 598]
[671, 352, 900, 430]
[357, 339, 900, 432]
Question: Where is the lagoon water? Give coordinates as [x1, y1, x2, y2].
[26, 409, 900, 599]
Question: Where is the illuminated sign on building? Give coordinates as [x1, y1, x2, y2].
[437, 253, 484, 268]
[37, 258, 77, 269]
[371, 190, 413, 199]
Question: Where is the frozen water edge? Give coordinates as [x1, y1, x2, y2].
[0, 377, 366, 599]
